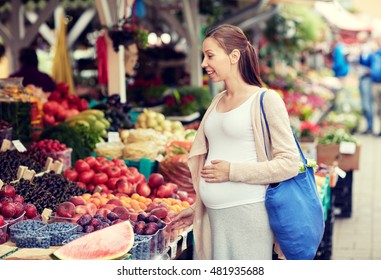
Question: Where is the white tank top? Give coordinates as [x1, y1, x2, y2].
[199, 93, 266, 209]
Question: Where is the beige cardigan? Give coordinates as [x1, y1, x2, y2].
[187, 88, 300, 260]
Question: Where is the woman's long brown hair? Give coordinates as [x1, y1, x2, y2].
[205, 24, 263, 87]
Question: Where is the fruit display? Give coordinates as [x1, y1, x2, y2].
[91, 94, 135, 131]
[0, 150, 44, 183]
[64, 156, 145, 194]
[135, 108, 185, 134]
[63, 109, 110, 141]
[11, 172, 88, 213]
[26, 139, 72, 170]
[42, 82, 89, 127]
[52, 220, 134, 260]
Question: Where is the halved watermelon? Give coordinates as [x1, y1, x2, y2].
[53, 221, 134, 260]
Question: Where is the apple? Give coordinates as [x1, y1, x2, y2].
[24, 203, 38, 219]
[116, 178, 134, 195]
[148, 173, 164, 188]
[136, 182, 151, 197]
[0, 185, 16, 198]
[69, 196, 86, 206]
[56, 201, 76, 218]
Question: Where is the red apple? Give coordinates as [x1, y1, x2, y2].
[136, 182, 151, 197]
[148, 173, 164, 188]
[24, 203, 38, 219]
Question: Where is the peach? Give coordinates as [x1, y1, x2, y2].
[86, 202, 97, 216]
[56, 201, 76, 218]
[96, 207, 111, 217]
[75, 205, 88, 215]
[112, 206, 130, 220]
[107, 198, 123, 206]
[102, 204, 117, 211]
[69, 196, 86, 206]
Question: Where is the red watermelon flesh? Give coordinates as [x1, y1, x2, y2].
[53, 221, 134, 260]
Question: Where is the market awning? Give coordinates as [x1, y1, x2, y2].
[314, 1, 371, 32]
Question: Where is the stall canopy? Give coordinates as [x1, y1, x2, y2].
[315, 1, 370, 31]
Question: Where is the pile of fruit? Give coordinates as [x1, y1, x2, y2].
[26, 139, 71, 168]
[64, 109, 110, 138]
[0, 184, 39, 244]
[135, 109, 184, 134]
[42, 83, 89, 127]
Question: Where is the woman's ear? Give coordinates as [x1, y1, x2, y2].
[229, 49, 241, 64]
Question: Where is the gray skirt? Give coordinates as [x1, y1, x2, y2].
[206, 201, 273, 260]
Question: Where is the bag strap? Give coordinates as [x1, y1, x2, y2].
[260, 91, 307, 165]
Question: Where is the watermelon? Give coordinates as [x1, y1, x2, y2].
[53, 221, 134, 260]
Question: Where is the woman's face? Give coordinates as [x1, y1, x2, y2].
[201, 37, 232, 82]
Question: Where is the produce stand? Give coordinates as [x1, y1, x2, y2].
[0, 226, 194, 260]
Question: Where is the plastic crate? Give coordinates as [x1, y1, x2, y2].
[14, 231, 51, 249]
[9, 220, 46, 243]
[38, 222, 79, 246]
[0, 223, 8, 244]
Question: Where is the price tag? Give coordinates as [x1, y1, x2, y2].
[22, 169, 36, 182]
[94, 185, 103, 193]
[169, 242, 177, 260]
[108, 132, 121, 143]
[17, 166, 28, 180]
[1, 139, 11, 152]
[41, 208, 53, 223]
[51, 161, 63, 174]
[44, 157, 54, 171]
[334, 166, 347, 179]
[180, 230, 188, 251]
[0, 179, 4, 190]
[12, 140, 27, 152]
[339, 141, 356, 155]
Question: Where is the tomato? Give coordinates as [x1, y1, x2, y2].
[105, 166, 121, 178]
[78, 170, 95, 184]
[84, 156, 97, 168]
[76, 181, 86, 189]
[75, 159, 90, 173]
[92, 172, 109, 185]
[63, 168, 78, 182]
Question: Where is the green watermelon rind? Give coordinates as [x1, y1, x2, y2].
[52, 221, 134, 260]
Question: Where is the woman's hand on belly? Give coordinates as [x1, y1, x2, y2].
[200, 160, 230, 183]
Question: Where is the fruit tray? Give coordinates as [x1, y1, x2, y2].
[38, 222, 79, 246]
[13, 231, 51, 249]
[5, 212, 25, 227]
[9, 220, 46, 243]
[0, 223, 8, 245]
[129, 227, 167, 260]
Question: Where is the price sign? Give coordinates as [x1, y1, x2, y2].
[339, 141, 356, 155]
[108, 132, 121, 143]
[12, 140, 27, 152]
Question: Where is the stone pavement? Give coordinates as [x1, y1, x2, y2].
[331, 134, 381, 260]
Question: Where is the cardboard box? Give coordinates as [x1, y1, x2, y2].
[317, 144, 360, 171]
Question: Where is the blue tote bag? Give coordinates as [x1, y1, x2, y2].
[260, 91, 325, 260]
